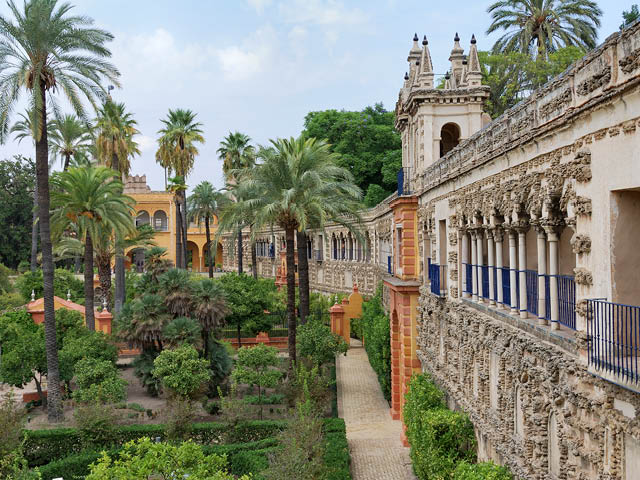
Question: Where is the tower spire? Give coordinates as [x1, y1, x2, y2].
[407, 33, 422, 85]
[466, 34, 482, 86]
[449, 32, 465, 87]
[419, 35, 434, 88]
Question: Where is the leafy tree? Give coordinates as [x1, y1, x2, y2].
[49, 114, 93, 171]
[217, 131, 256, 274]
[14, 268, 83, 303]
[207, 339, 233, 396]
[191, 278, 227, 356]
[0, 156, 35, 270]
[59, 330, 118, 383]
[302, 103, 401, 207]
[621, 4, 640, 29]
[156, 109, 204, 269]
[231, 344, 282, 417]
[73, 357, 127, 404]
[216, 273, 277, 346]
[297, 319, 348, 366]
[85, 437, 247, 480]
[153, 344, 210, 398]
[364, 184, 388, 209]
[0, 0, 120, 422]
[486, 0, 602, 57]
[50, 167, 136, 330]
[95, 100, 140, 313]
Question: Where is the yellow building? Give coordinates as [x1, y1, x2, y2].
[123, 175, 223, 272]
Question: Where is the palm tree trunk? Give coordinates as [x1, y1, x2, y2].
[97, 256, 112, 308]
[112, 154, 125, 313]
[30, 182, 38, 272]
[84, 232, 96, 331]
[36, 88, 63, 422]
[175, 199, 183, 268]
[205, 216, 213, 278]
[285, 226, 297, 363]
[181, 192, 188, 270]
[237, 229, 243, 274]
[296, 230, 310, 324]
[63, 153, 70, 171]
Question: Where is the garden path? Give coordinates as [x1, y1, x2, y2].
[336, 341, 417, 480]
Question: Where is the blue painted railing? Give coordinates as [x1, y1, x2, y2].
[558, 275, 576, 330]
[429, 263, 446, 296]
[500, 267, 511, 306]
[524, 269, 538, 316]
[588, 299, 640, 384]
[397, 167, 412, 196]
[481, 265, 489, 299]
[463, 263, 473, 294]
[387, 256, 392, 274]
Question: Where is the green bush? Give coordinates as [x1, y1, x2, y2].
[132, 349, 162, 396]
[0, 292, 24, 311]
[453, 461, 513, 479]
[0, 263, 13, 294]
[14, 268, 83, 303]
[73, 358, 127, 404]
[229, 449, 271, 478]
[404, 373, 477, 480]
[297, 319, 348, 366]
[361, 284, 391, 400]
[153, 344, 210, 398]
[37, 449, 107, 480]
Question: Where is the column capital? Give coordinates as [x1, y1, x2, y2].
[492, 226, 505, 243]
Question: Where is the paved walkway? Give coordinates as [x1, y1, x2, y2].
[336, 341, 417, 480]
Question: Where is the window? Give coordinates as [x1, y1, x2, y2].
[153, 210, 168, 231]
[136, 211, 150, 227]
[440, 123, 461, 157]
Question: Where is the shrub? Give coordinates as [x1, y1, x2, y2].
[14, 268, 83, 303]
[297, 319, 348, 366]
[285, 360, 332, 409]
[244, 393, 285, 405]
[127, 403, 145, 413]
[0, 292, 24, 311]
[0, 391, 26, 458]
[0, 263, 14, 294]
[73, 402, 119, 448]
[164, 396, 197, 441]
[162, 316, 201, 347]
[153, 344, 210, 398]
[208, 338, 233, 396]
[360, 284, 391, 400]
[37, 449, 106, 480]
[59, 330, 118, 382]
[73, 358, 127, 404]
[230, 449, 270, 478]
[132, 349, 162, 396]
[403, 373, 446, 429]
[453, 461, 513, 479]
[231, 344, 282, 417]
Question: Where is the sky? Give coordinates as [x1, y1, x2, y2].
[0, 0, 632, 191]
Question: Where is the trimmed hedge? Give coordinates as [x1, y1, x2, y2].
[360, 285, 391, 401]
[37, 449, 114, 480]
[453, 461, 513, 479]
[24, 420, 287, 467]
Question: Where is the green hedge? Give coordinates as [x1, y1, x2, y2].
[453, 461, 513, 479]
[360, 285, 391, 401]
[24, 420, 287, 466]
[404, 373, 476, 479]
[37, 449, 114, 480]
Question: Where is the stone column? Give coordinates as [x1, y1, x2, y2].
[518, 229, 528, 319]
[508, 230, 518, 314]
[461, 231, 470, 298]
[536, 227, 548, 326]
[476, 230, 484, 302]
[470, 230, 478, 302]
[487, 229, 495, 306]
[547, 229, 560, 330]
[495, 228, 504, 307]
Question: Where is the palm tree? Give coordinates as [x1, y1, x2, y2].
[0, 0, 120, 422]
[191, 278, 227, 356]
[487, 0, 602, 57]
[50, 166, 135, 331]
[157, 268, 193, 318]
[156, 109, 204, 270]
[219, 136, 362, 362]
[119, 293, 171, 351]
[188, 182, 229, 278]
[49, 114, 93, 171]
[95, 100, 140, 313]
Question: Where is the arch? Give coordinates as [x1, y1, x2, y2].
[153, 210, 168, 231]
[440, 122, 461, 157]
[332, 234, 338, 260]
[128, 248, 145, 273]
[216, 243, 223, 268]
[186, 241, 200, 272]
[136, 210, 150, 227]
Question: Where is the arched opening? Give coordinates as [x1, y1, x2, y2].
[216, 243, 223, 269]
[128, 248, 145, 273]
[186, 241, 200, 272]
[440, 123, 461, 157]
[153, 210, 168, 231]
[136, 210, 150, 227]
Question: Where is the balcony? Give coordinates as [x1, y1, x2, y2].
[588, 299, 640, 386]
[397, 167, 412, 196]
[428, 262, 447, 297]
[314, 249, 323, 262]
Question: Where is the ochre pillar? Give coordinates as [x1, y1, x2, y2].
[385, 196, 421, 445]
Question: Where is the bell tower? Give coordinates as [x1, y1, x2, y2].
[395, 33, 490, 184]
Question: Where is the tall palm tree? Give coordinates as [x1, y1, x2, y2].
[217, 132, 256, 274]
[487, 0, 602, 57]
[49, 114, 93, 171]
[219, 136, 362, 363]
[156, 109, 204, 270]
[95, 100, 140, 313]
[188, 181, 229, 278]
[0, 0, 120, 422]
[50, 166, 135, 330]
[191, 278, 227, 357]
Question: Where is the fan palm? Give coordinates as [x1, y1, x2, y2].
[191, 278, 228, 356]
[157, 268, 194, 318]
[188, 181, 229, 278]
[0, 0, 120, 422]
[144, 246, 174, 282]
[120, 293, 171, 350]
[217, 132, 256, 274]
[50, 166, 135, 331]
[219, 136, 363, 362]
[95, 99, 140, 313]
[49, 114, 92, 171]
[156, 109, 204, 270]
[487, 0, 602, 57]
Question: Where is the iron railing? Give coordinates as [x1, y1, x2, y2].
[397, 167, 412, 196]
[387, 256, 392, 274]
[481, 265, 489, 300]
[558, 275, 576, 329]
[500, 267, 511, 306]
[463, 263, 473, 295]
[524, 269, 538, 316]
[588, 299, 640, 384]
[429, 263, 447, 296]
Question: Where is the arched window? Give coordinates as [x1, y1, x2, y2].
[136, 210, 150, 227]
[153, 210, 168, 231]
[440, 123, 461, 157]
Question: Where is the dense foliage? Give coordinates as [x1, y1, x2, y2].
[232, 344, 282, 414]
[14, 268, 84, 304]
[297, 319, 348, 366]
[453, 461, 513, 479]
[360, 285, 391, 400]
[302, 103, 401, 207]
[153, 344, 210, 398]
[0, 156, 35, 270]
[73, 358, 127, 404]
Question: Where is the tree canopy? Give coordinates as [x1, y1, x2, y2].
[302, 103, 401, 207]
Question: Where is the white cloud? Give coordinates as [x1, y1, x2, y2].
[277, 0, 368, 26]
[137, 135, 156, 153]
[247, 0, 273, 14]
[215, 26, 278, 81]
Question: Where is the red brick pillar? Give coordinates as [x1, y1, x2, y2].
[96, 308, 113, 335]
[329, 302, 345, 338]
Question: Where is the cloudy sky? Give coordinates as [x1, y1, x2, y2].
[0, 0, 631, 190]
